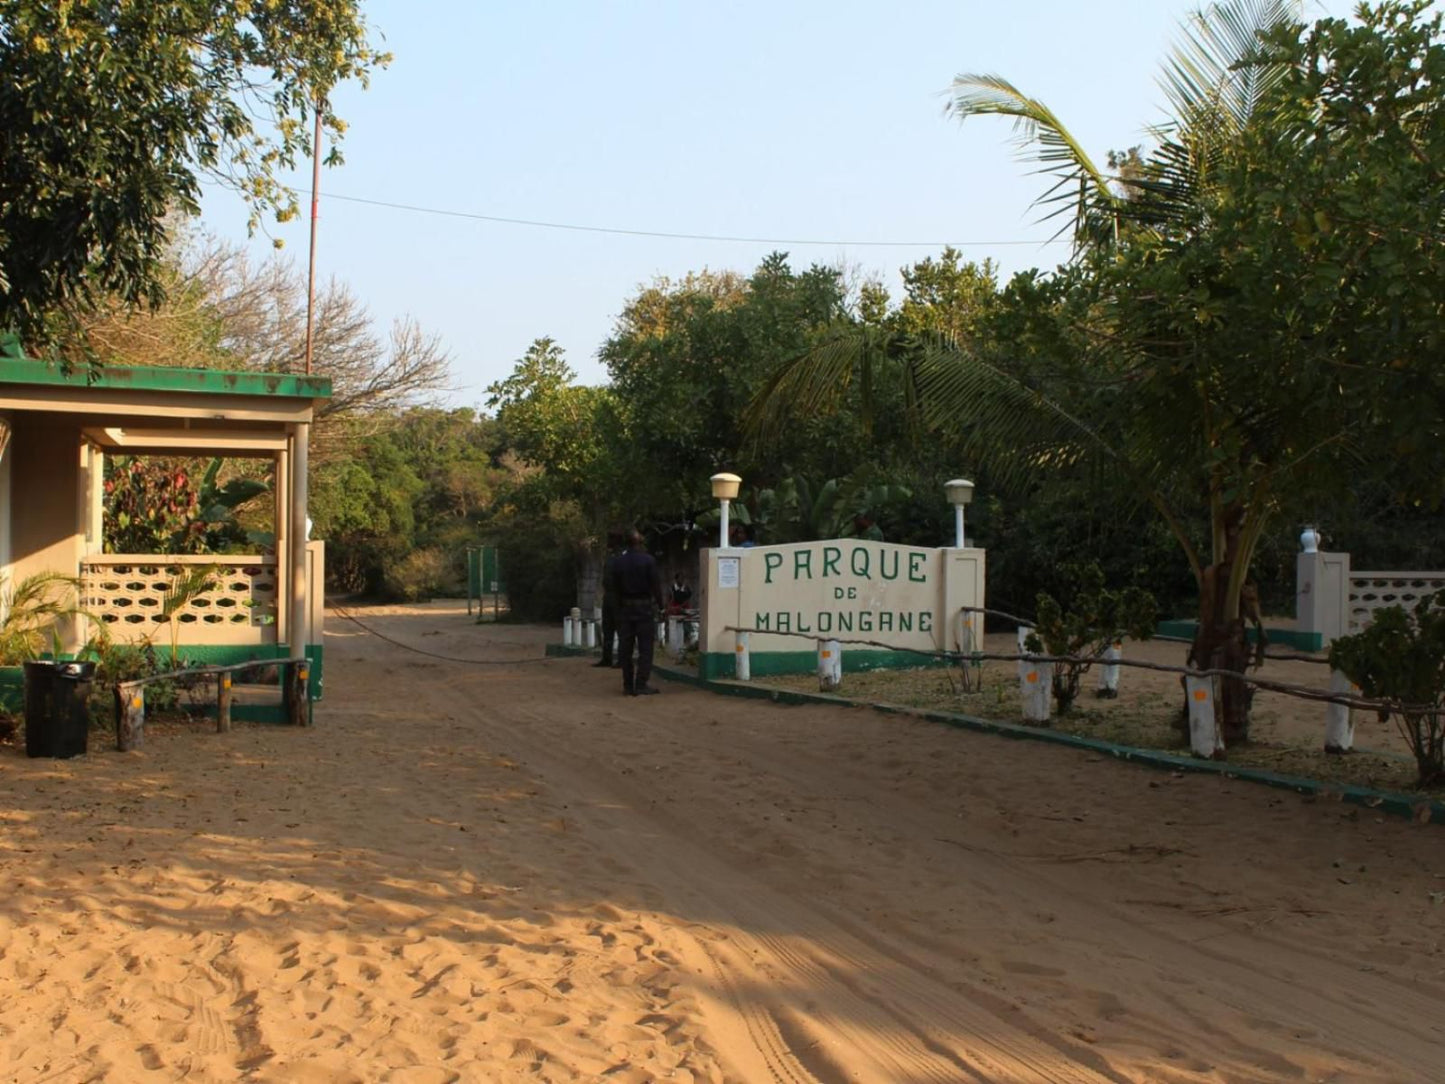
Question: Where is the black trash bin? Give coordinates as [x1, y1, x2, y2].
[24, 660, 95, 759]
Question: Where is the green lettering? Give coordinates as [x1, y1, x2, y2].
[818, 612, 833, 633]
[879, 549, 900, 580]
[777, 611, 791, 633]
[794, 550, 813, 580]
[907, 552, 927, 583]
[851, 547, 871, 579]
[838, 612, 853, 632]
[899, 613, 913, 633]
[755, 612, 771, 630]
[879, 611, 894, 632]
[859, 611, 874, 632]
[797, 611, 811, 633]
[764, 553, 783, 584]
[919, 611, 933, 633]
[822, 546, 842, 577]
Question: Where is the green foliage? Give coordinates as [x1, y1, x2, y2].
[0, 0, 389, 349]
[104, 457, 268, 554]
[383, 547, 456, 603]
[1025, 563, 1158, 714]
[1330, 596, 1445, 788]
[0, 573, 87, 664]
[85, 639, 180, 717]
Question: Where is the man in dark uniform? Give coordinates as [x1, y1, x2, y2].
[610, 528, 664, 695]
[593, 531, 623, 668]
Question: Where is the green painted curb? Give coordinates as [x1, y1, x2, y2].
[1157, 619, 1323, 652]
[648, 662, 1445, 827]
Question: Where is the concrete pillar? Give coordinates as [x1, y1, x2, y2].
[735, 631, 751, 681]
[1097, 642, 1122, 698]
[817, 639, 842, 691]
[1020, 660, 1051, 722]
[1325, 669, 1355, 753]
[288, 423, 310, 651]
[1185, 673, 1225, 758]
[1297, 550, 1350, 646]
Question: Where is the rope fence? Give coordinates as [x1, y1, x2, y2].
[721, 624, 1427, 716]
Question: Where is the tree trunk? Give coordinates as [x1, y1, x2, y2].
[1188, 555, 1254, 749]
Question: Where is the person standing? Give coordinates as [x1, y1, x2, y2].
[593, 532, 623, 668]
[611, 528, 665, 695]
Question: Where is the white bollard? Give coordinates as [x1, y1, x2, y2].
[563, 616, 574, 646]
[735, 631, 751, 681]
[612, 632, 620, 658]
[1184, 673, 1225, 758]
[817, 639, 842, 692]
[1325, 669, 1356, 753]
[584, 620, 597, 649]
[656, 619, 666, 643]
[1020, 660, 1052, 722]
[1097, 641, 1122, 698]
[667, 616, 685, 660]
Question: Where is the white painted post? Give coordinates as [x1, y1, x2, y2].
[1184, 673, 1225, 758]
[1097, 641, 1122, 698]
[1019, 660, 1052, 722]
[667, 615, 685, 660]
[562, 616, 574, 645]
[1325, 669, 1355, 753]
[735, 631, 751, 681]
[612, 632, 620, 658]
[584, 620, 597, 649]
[817, 639, 842, 692]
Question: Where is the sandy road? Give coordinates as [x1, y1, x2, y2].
[334, 605, 1445, 1083]
[1, 600, 1443, 1082]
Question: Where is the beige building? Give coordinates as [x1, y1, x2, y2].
[0, 355, 327, 701]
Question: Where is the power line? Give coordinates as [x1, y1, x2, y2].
[288, 186, 1070, 249]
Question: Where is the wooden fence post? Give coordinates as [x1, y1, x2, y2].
[217, 672, 233, 734]
[284, 660, 311, 727]
[116, 684, 145, 751]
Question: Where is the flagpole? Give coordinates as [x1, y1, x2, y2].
[304, 101, 324, 375]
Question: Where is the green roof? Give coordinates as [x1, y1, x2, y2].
[0, 354, 331, 400]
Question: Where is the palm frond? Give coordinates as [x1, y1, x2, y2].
[945, 74, 1120, 243]
[1159, 0, 1301, 143]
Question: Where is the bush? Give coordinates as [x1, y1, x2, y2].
[382, 547, 456, 602]
[1330, 595, 1445, 789]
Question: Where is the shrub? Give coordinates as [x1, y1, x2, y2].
[1025, 562, 1157, 714]
[1330, 595, 1445, 789]
[383, 547, 455, 602]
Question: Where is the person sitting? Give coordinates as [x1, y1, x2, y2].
[670, 573, 693, 610]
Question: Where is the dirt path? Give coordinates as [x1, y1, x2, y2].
[2, 601, 1444, 1082]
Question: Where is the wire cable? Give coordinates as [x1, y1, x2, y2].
[330, 603, 556, 666]
[287, 186, 1069, 249]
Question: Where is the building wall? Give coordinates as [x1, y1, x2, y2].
[9, 416, 83, 643]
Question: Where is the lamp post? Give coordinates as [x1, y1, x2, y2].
[944, 478, 975, 548]
[711, 472, 742, 548]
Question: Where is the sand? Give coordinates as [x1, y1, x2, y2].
[1, 601, 1443, 1082]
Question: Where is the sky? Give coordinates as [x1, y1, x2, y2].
[200, 0, 1360, 406]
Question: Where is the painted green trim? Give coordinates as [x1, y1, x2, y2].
[0, 667, 21, 712]
[0, 357, 330, 400]
[651, 663, 1445, 826]
[698, 649, 951, 680]
[1157, 619, 1323, 652]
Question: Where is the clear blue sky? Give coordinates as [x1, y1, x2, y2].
[200, 0, 1357, 405]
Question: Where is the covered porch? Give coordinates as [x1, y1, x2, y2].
[0, 357, 329, 699]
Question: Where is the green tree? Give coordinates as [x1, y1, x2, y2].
[0, 0, 388, 348]
[754, 1, 1445, 749]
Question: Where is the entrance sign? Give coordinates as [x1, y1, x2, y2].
[697, 540, 985, 679]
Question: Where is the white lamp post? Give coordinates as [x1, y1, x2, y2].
[944, 478, 975, 548]
[711, 472, 742, 548]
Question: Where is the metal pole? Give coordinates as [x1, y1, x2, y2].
[719, 499, 730, 549]
[954, 505, 965, 548]
[290, 422, 310, 659]
[304, 101, 323, 375]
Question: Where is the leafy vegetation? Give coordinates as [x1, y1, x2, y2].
[1330, 597, 1445, 788]
[1024, 564, 1158, 714]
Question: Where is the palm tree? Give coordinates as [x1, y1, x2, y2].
[749, 0, 1315, 750]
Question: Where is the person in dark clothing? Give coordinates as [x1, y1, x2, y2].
[593, 533, 624, 668]
[610, 528, 665, 695]
[669, 573, 692, 609]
